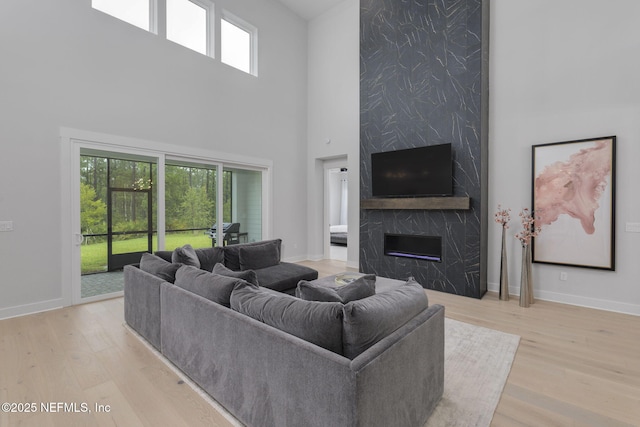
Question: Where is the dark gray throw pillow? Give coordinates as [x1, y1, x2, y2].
[174, 265, 250, 307]
[139, 253, 181, 283]
[296, 274, 376, 304]
[224, 239, 282, 271]
[212, 262, 259, 286]
[342, 278, 428, 359]
[230, 282, 344, 355]
[194, 247, 225, 272]
[238, 240, 281, 271]
[172, 244, 200, 268]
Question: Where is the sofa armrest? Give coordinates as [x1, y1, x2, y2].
[350, 304, 445, 427]
[124, 264, 165, 350]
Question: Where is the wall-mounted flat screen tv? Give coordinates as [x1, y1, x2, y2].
[371, 143, 453, 197]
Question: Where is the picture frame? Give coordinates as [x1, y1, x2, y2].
[531, 136, 616, 270]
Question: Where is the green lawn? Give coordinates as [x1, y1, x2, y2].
[81, 232, 213, 274]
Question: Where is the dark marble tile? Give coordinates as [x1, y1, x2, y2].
[360, 0, 488, 298]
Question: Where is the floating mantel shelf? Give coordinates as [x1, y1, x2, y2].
[361, 196, 471, 210]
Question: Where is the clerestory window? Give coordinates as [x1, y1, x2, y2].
[221, 12, 257, 75]
[92, 0, 152, 31]
[166, 0, 211, 56]
[91, 0, 257, 75]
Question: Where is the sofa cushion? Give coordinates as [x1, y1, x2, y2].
[195, 247, 225, 272]
[139, 253, 181, 283]
[296, 274, 376, 303]
[172, 244, 200, 268]
[225, 239, 282, 271]
[230, 282, 343, 355]
[212, 263, 259, 286]
[238, 240, 281, 271]
[157, 247, 224, 272]
[342, 278, 428, 359]
[253, 262, 319, 293]
[174, 265, 250, 307]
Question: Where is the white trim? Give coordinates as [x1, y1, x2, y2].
[221, 9, 258, 76]
[0, 299, 63, 321]
[60, 127, 272, 169]
[487, 282, 640, 316]
[150, 0, 159, 35]
[322, 157, 348, 260]
[166, 0, 215, 57]
[262, 168, 272, 240]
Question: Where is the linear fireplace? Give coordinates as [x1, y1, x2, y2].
[384, 234, 442, 262]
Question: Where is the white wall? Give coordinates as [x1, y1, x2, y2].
[0, 0, 308, 317]
[307, 0, 360, 267]
[489, 0, 640, 314]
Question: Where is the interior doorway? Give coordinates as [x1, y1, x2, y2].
[324, 159, 348, 261]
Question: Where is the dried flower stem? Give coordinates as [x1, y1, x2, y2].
[514, 208, 541, 247]
[494, 204, 511, 229]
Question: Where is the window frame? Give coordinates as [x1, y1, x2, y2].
[221, 10, 258, 76]
[91, 0, 157, 32]
[165, 0, 215, 57]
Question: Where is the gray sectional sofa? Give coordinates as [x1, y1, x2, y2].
[124, 240, 445, 427]
[154, 238, 318, 294]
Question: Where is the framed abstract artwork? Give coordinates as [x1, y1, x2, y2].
[531, 136, 616, 270]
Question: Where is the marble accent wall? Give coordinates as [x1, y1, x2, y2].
[360, 0, 489, 298]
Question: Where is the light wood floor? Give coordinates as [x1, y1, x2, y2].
[1, 259, 639, 426]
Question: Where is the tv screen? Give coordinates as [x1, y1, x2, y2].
[371, 143, 453, 197]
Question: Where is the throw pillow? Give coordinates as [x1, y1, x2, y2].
[238, 240, 281, 271]
[139, 252, 181, 283]
[174, 265, 251, 307]
[212, 262, 259, 286]
[230, 282, 344, 355]
[171, 244, 200, 268]
[224, 239, 282, 271]
[194, 247, 225, 272]
[342, 278, 428, 359]
[296, 274, 376, 304]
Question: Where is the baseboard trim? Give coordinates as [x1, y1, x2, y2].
[283, 254, 312, 263]
[487, 282, 640, 316]
[0, 298, 64, 321]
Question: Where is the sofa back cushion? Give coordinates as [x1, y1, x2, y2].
[212, 263, 259, 286]
[296, 274, 376, 303]
[194, 247, 225, 272]
[157, 247, 224, 272]
[224, 239, 282, 271]
[230, 282, 343, 355]
[171, 244, 200, 268]
[139, 253, 181, 283]
[342, 279, 428, 359]
[174, 265, 250, 307]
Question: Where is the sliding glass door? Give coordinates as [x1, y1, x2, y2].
[164, 161, 220, 249]
[224, 166, 262, 244]
[79, 153, 157, 299]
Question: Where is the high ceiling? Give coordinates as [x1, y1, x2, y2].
[275, 0, 346, 21]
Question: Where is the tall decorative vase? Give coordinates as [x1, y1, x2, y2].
[526, 243, 534, 305]
[499, 227, 509, 301]
[519, 245, 531, 307]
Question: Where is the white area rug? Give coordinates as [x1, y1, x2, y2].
[426, 318, 520, 427]
[127, 318, 519, 427]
